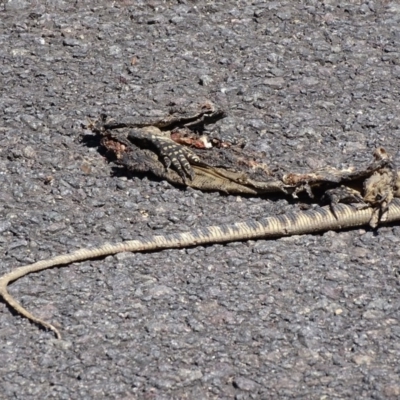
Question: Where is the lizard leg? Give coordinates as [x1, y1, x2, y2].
[320, 148, 397, 227]
[322, 186, 366, 219]
[127, 126, 201, 181]
[363, 148, 397, 227]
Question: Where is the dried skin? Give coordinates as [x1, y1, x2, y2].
[93, 107, 399, 209]
[2, 104, 400, 338]
[101, 137, 127, 160]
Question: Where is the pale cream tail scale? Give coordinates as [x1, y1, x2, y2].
[1, 200, 400, 339]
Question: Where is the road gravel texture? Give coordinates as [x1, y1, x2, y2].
[1, 1, 400, 399]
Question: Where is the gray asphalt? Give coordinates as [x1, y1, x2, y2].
[1, 1, 400, 399]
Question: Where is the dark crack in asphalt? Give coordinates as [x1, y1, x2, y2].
[1, 1, 400, 399]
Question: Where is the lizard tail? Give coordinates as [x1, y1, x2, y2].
[2, 200, 400, 338]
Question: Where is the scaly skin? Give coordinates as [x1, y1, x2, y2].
[1, 199, 400, 339]
[2, 103, 399, 338]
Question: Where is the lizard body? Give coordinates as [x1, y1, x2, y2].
[93, 103, 398, 203]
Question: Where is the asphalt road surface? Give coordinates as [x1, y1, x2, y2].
[1, 1, 400, 399]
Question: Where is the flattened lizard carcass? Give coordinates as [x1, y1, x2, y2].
[1, 103, 399, 338]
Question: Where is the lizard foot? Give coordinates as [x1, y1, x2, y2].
[127, 126, 200, 181]
[322, 185, 366, 219]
